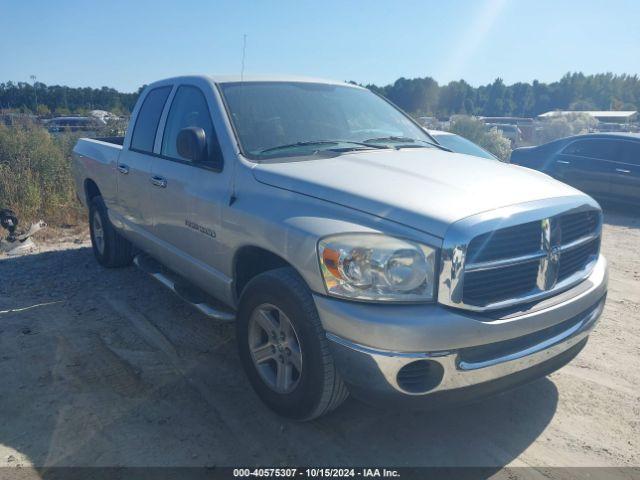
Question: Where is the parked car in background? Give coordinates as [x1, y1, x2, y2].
[45, 116, 103, 134]
[486, 123, 522, 146]
[480, 117, 535, 143]
[511, 133, 640, 206]
[428, 130, 498, 160]
[0, 113, 38, 126]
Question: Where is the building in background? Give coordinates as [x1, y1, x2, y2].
[538, 110, 638, 124]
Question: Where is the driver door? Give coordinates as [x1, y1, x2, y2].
[148, 84, 229, 291]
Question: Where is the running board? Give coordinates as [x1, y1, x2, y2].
[133, 254, 235, 322]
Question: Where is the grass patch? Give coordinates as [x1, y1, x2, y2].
[0, 123, 85, 227]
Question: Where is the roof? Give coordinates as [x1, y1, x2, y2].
[553, 132, 640, 142]
[147, 74, 360, 89]
[212, 75, 355, 86]
[538, 110, 637, 119]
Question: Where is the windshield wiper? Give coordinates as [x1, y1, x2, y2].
[258, 140, 389, 155]
[363, 136, 452, 152]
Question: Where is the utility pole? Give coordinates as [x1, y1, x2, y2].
[30, 75, 38, 113]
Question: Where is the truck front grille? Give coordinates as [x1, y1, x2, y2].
[467, 221, 541, 263]
[558, 238, 600, 281]
[459, 209, 601, 309]
[463, 261, 539, 306]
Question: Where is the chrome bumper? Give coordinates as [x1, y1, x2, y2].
[316, 255, 607, 402]
[327, 297, 602, 397]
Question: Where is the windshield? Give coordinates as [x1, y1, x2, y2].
[430, 133, 497, 160]
[219, 82, 436, 159]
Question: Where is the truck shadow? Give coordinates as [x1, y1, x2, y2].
[0, 246, 558, 473]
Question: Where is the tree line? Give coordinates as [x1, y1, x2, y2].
[0, 82, 141, 116]
[2, 72, 639, 118]
[367, 72, 640, 118]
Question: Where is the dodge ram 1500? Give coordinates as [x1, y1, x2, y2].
[73, 75, 607, 420]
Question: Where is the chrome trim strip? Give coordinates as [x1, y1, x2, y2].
[559, 232, 600, 252]
[465, 250, 546, 272]
[326, 332, 452, 359]
[438, 195, 602, 312]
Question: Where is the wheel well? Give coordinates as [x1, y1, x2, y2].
[234, 247, 292, 300]
[84, 179, 101, 205]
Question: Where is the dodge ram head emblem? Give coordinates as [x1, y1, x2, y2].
[537, 218, 561, 291]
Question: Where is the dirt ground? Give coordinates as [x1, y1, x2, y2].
[0, 205, 638, 474]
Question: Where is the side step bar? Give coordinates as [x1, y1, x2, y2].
[133, 254, 235, 322]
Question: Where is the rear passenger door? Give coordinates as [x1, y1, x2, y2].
[115, 85, 172, 243]
[611, 141, 640, 204]
[554, 139, 617, 198]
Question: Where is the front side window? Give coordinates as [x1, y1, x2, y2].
[130, 86, 172, 153]
[562, 139, 619, 161]
[219, 82, 435, 160]
[161, 85, 221, 163]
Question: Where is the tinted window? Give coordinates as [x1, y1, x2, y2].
[562, 139, 619, 161]
[161, 86, 221, 163]
[131, 86, 172, 153]
[619, 141, 640, 166]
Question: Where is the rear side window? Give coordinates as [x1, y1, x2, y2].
[619, 141, 640, 165]
[562, 139, 619, 161]
[130, 86, 172, 153]
[161, 85, 222, 164]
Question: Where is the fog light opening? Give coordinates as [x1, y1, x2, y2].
[396, 360, 444, 393]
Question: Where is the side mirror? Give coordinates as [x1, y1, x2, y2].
[177, 127, 207, 163]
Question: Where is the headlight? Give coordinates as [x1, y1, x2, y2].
[318, 234, 437, 302]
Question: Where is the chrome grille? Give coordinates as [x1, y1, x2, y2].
[463, 261, 539, 306]
[558, 238, 600, 281]
[467, 221, 541, 263]
[438, 198, 602, 312]
[559, 211, 599, 244]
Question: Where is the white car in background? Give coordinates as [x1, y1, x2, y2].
[428, 129, 499, 160]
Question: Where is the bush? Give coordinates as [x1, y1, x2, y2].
[535, 112, 597, 144]
[0, 123, 83, 226]
[448, 115, 512, 161]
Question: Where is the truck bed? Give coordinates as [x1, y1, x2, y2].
[72, 137, 123, 209]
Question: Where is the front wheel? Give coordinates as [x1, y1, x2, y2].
[236, 268, 348, 420]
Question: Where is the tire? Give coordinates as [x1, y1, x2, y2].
[89, 196, 133, 268]
[236, 267, 349, 420]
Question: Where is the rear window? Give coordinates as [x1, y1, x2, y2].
[562, 139, 620, 161]
[130, 86, 172, 153]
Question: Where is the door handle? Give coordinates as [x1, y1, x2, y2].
[150, 175, 167, 188]
[615, 168, 631, 174]
[117, 164, 130, 174]
[556, 160, 571, 165]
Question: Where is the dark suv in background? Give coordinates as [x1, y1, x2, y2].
[511, 133, 640, 206]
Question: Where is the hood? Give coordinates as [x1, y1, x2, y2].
[252, 148, 583, 238]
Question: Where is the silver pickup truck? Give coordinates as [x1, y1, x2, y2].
[73, 75, 607, 420]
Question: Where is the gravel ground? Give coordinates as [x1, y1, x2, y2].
[0, 206, 638, 475]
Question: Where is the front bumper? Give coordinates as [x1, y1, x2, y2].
[314, 255, 607, 405]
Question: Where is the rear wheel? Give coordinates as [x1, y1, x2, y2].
[237, 267, 349, 420]
[89, 196, 133, 268]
